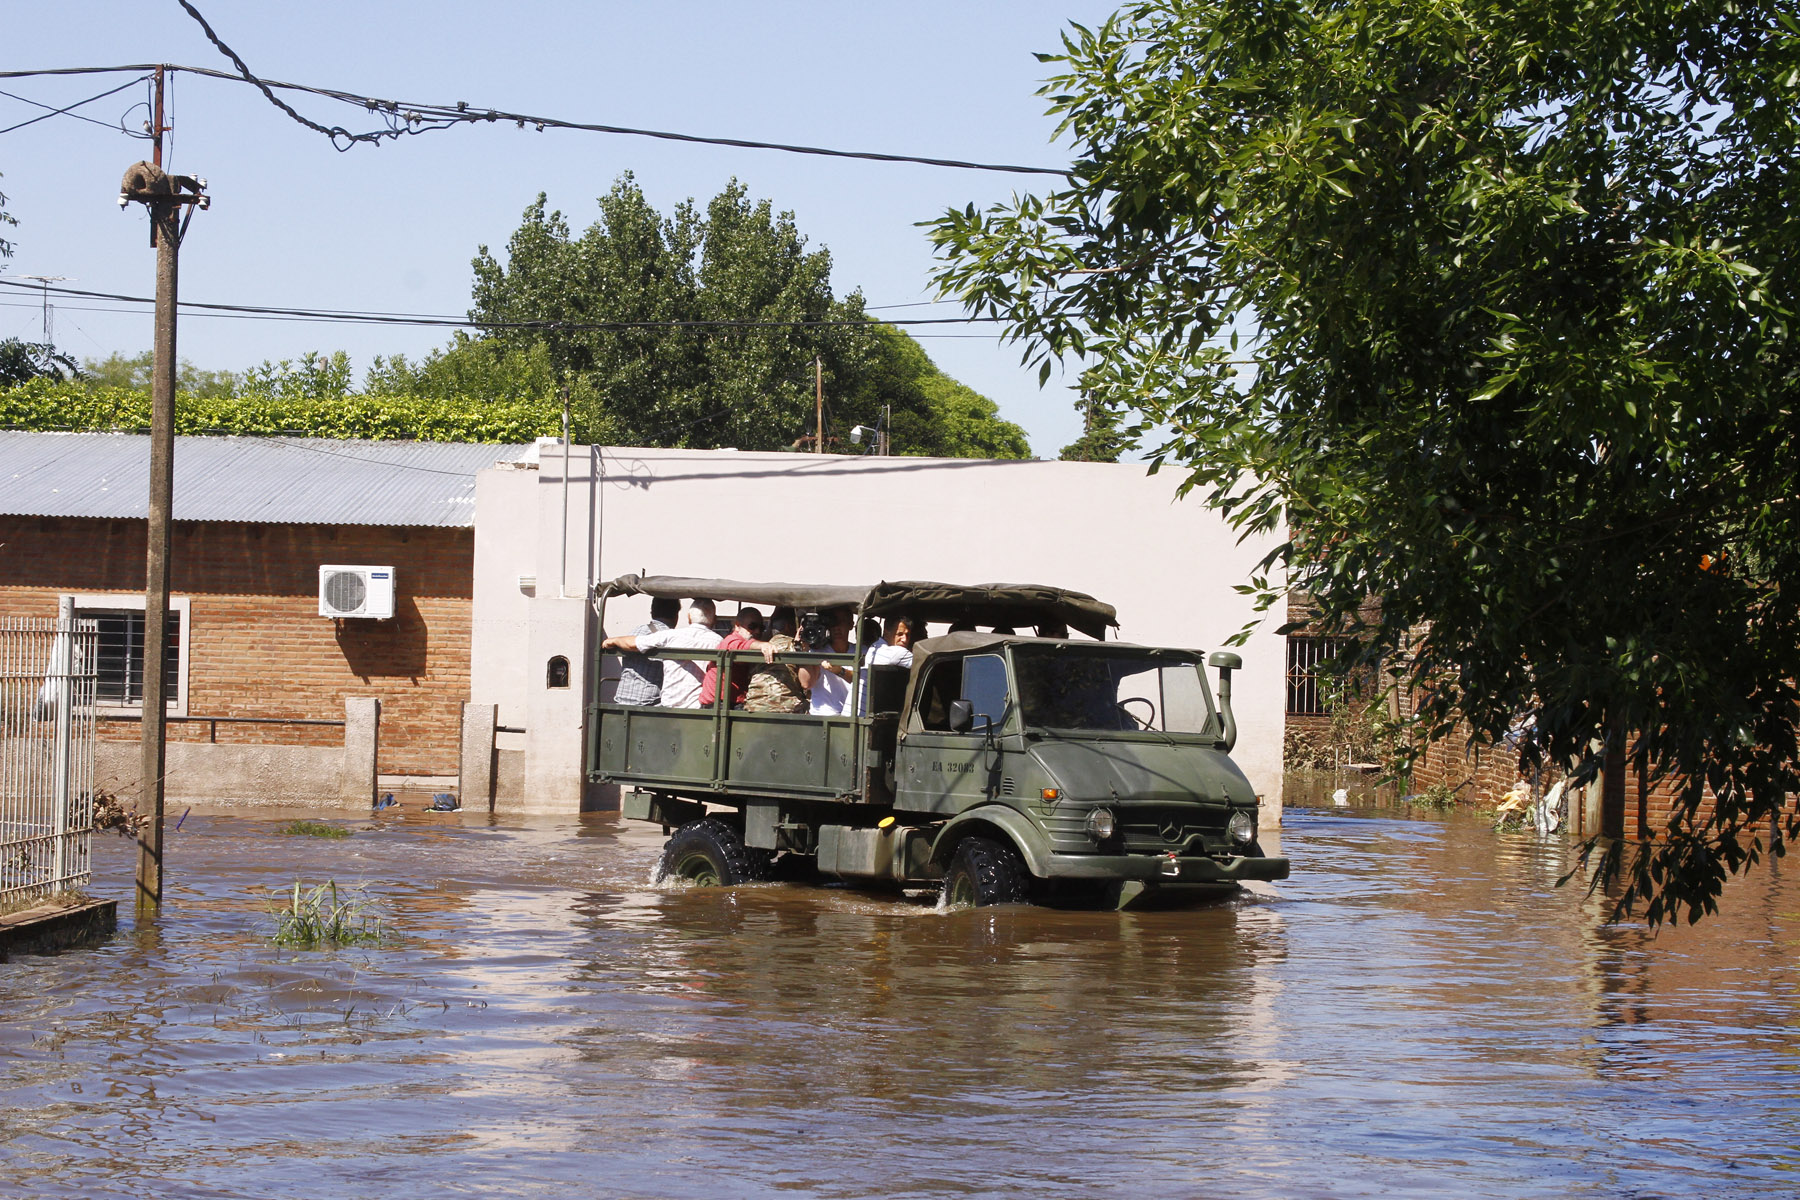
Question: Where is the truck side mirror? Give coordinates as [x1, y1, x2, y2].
[948, 699, 974, 733]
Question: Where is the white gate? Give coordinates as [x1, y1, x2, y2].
[0, 601, 100, 909]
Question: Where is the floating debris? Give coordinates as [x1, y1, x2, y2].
[90, 789, 147, 838]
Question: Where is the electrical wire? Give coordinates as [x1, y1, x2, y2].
[174, 0, 387, 149]
[0, 57, 1069, 175]
[0, 298, 1006, 338]
[864, 300, 963, 311]
[0, 278, 1004, 332]
[260, 435, 517, 476]
[0, 75, 151, 136]
[0, 281, 1260, 349]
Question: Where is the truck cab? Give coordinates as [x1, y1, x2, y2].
[587, 575, 1287, 908]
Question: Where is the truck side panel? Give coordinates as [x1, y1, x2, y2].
[596, 707, 718, 787]
[722, 713, 859, 794]
[592, 705, 860, 800]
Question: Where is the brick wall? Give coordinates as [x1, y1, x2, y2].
[1408, 730, 1746, 840]
[0, 516, 473, 775]
[1282, 596, 1800, 837]
[1407, 733, 1542, 806]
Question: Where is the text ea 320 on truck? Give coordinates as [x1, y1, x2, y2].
[587, 575, 1289, 909]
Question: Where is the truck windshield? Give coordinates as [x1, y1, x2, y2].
[1012, 646, 1217, 735]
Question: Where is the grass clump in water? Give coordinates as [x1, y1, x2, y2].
[270, 879, 384, 949]
[277, 819, 351, 839]
[1405, 783, 1463, 811]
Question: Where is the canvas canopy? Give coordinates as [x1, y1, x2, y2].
[598, 575, 1119, 641]
[908, 632, 1191, 673]
[598, 575, 868, 612]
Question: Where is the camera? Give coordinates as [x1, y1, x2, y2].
[799, 611, 831, 651]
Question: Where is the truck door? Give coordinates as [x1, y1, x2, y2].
[894, 652, 1010, 816]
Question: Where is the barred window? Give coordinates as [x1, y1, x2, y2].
[1287, 636, 1348, 716]
[62, 596, 187, 712]
[89, 609, 182, 707]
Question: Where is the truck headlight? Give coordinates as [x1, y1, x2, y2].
[1228, 810, 1256, 846]
[1085, 807, 1116, 840]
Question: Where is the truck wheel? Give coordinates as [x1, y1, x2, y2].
[941, 836, 1032, 908]
[655, 818, 771, 888]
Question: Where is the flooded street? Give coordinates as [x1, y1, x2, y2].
[3, 806, 1797, 1199]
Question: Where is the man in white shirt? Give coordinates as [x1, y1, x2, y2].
[601, 600, 721, 708]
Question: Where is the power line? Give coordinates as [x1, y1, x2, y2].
[0, 297, 1007, 338]
[865, 300, 963, 311]
[0, 58, 1069, 176]
[262, 436, 519, 476]
[0, 298, 1008, 338]
[0, 75, 150, 136]
[0, 278, 1002, 332]
[175, 0, 380, 149]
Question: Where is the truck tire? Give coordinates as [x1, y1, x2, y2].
[941, 836, 1032, 908]
[655, 818, 771, 888]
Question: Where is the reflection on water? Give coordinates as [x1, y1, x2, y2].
[2, 807, 1796, 1198]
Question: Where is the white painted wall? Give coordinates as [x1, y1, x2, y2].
[472, 446, 1288, 817]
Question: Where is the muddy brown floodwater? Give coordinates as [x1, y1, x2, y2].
[2, 806, 1798, 1199]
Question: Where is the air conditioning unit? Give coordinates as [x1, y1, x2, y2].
[319, 565, 396, 619]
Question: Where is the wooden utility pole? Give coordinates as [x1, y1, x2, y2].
[814, 356, 824, 454]
[120, 66, 207, 913]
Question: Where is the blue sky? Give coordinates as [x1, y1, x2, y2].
[1, 1, 1117, 456]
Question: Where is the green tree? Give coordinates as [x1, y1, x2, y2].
[930, 0, 1800, 923]
[238, 350, 354, 402]
[471, 173, 1028, 455]
[82, 350, 239, 398]
[842, 324, 1032, 459]
[0, 339, 79, 386]
[1059, 392, 1131, 463]
[365, 333, 559, 402]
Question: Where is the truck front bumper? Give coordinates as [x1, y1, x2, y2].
[1042, 851, 1290, 884]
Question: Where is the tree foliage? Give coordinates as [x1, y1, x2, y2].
[472, 173, 1030, 457]
[366, 333, 561, 403]
[0, 339, 79, 387]
[1059, 392, 1131, 462]
[82, 350, 239, 398]
[0, 376, 556, 442]
[838, 323, 1034, 459]
[930, 0, 1800, 923]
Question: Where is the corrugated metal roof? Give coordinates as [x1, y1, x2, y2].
[0, 432, 532, 527]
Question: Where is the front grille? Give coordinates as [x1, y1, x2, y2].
[1116, 805, 1225, 854]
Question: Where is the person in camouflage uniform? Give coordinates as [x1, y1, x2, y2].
[743, 606, 807, 713]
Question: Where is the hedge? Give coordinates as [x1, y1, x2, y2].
[0, 379, 560, 443]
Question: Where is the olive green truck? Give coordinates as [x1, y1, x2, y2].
[586, 575, 1288, 908]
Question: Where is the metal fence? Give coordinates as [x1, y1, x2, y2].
[1, 604, 100, 909]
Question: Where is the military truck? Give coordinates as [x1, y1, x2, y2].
[586, 574, 1288, 908]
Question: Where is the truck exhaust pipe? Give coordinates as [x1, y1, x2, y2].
[1208, 651, 1241, 752]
